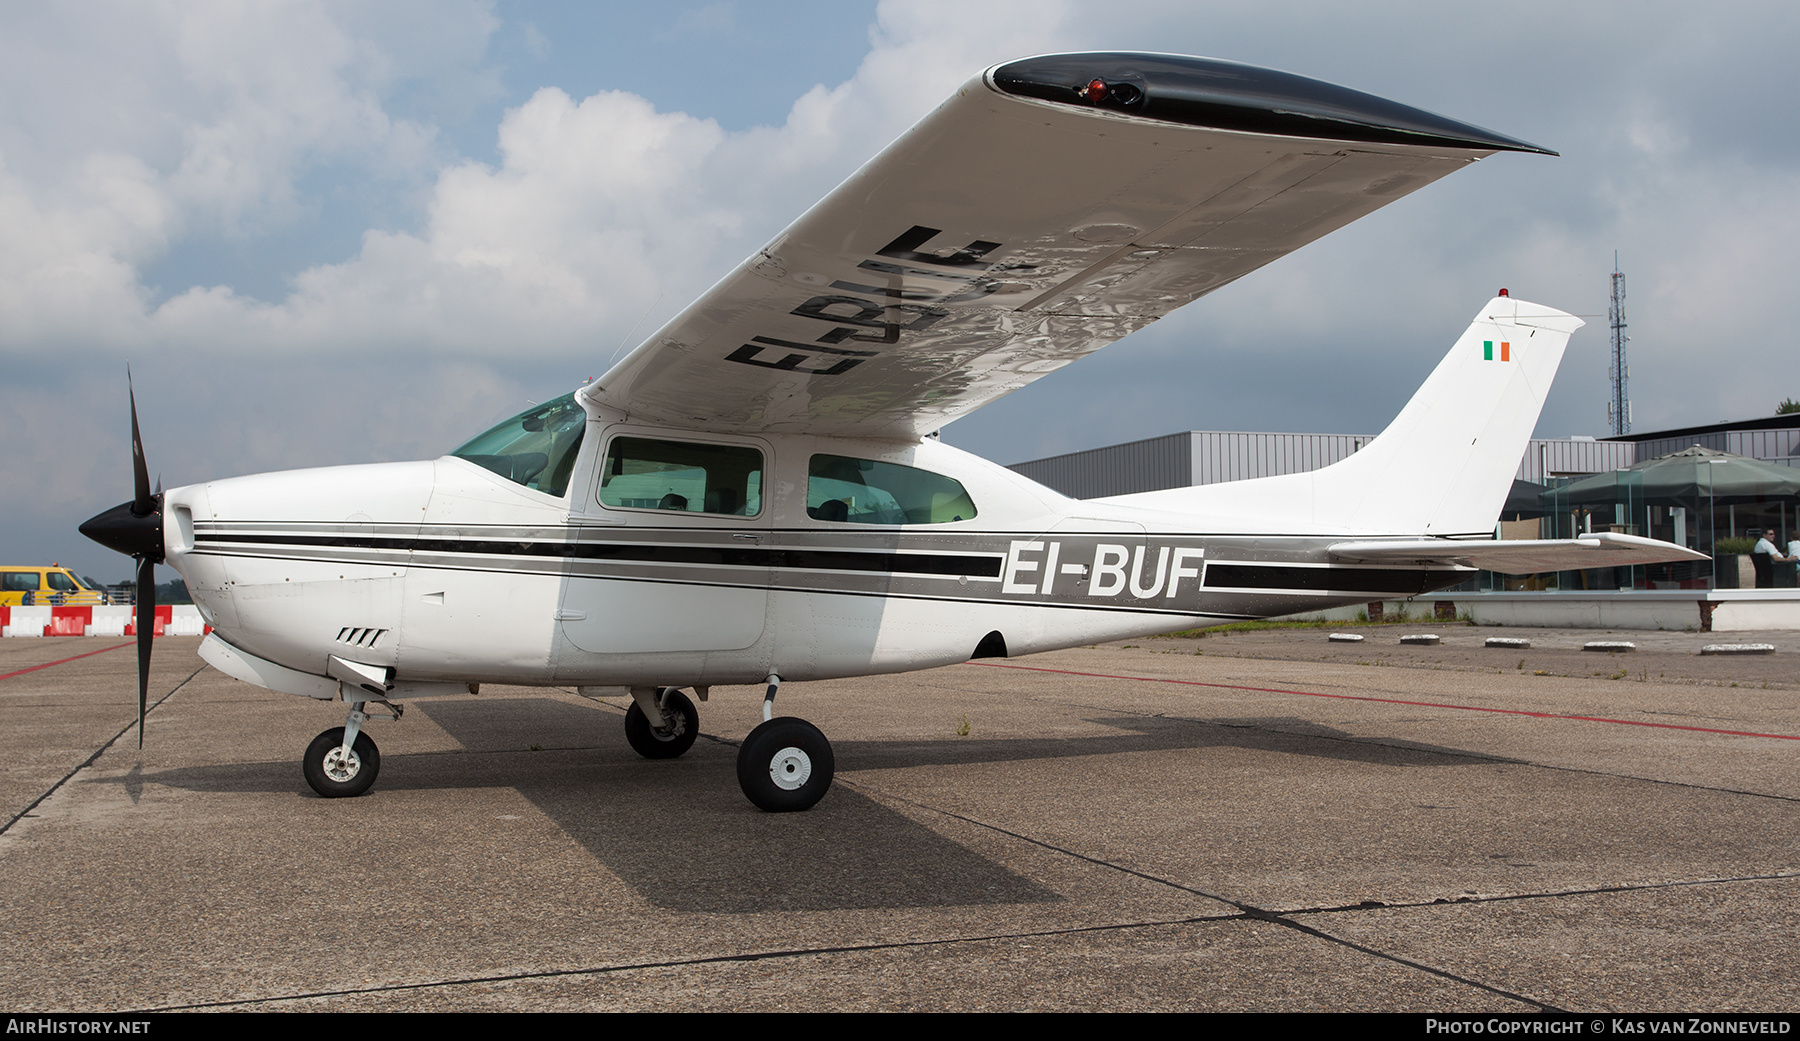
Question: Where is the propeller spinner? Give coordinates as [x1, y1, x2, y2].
[77, 380, 163, 749]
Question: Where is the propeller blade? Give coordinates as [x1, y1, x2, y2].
[81, 374, 167, 751]
[130, 375, 153, 517]
[135, 556, 155, 750]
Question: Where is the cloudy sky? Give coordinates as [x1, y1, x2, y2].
[6, 0, 1796, 581]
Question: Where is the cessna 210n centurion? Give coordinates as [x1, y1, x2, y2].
[81, 53, 1703, 811]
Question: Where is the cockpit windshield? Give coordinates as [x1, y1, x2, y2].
[451, 393, 587, 496]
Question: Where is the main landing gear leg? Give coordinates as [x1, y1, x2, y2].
[303, 699, 400, 798]
[736, 672, 835, 813]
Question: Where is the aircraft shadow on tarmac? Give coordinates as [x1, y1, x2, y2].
[829, 713, 1524, 772]
[103, 696, 1514, 913]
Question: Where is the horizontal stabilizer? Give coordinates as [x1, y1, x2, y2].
[1326, 533, 1708, 575]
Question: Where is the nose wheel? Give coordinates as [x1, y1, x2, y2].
[302, 699, 397, 798]
[624, 688, 700, 759]
[303, 727, 380, 798]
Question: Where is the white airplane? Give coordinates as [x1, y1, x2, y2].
[81, 53, 1704, 811]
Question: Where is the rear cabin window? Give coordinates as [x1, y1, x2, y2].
[2, 572, 38, 592]
[599, 438, 763, 516]
[806, 455, 977, 525]
[451, 393, 588, 497]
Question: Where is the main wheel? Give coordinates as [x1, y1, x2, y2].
[624, 689, 699, 759]
[303, 727, 381, 798]
[736, 717, 834, 812]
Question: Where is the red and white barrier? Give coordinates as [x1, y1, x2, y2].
[1, 605, 48, 637]
[0, 604, 209, 637]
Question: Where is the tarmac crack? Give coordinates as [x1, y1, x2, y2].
[128, 913, 1259, 1011]
[0, 664, 205, 836]
[1285, 869, 1800, 918]
[842, 777, 1565, 1013]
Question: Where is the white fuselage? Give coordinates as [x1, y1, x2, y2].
[163, 400, 1460, 701]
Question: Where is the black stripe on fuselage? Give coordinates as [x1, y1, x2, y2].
[1204, 564, 1462, 595]
[188, 544, 1262, 621]
[198, 533, 1001, 579]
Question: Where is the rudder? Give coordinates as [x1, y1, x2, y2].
[1305, 294, 1582, 534]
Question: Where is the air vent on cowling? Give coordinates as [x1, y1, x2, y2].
[336, 627, 388, 648]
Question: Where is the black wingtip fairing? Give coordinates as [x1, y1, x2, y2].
[989, 53, 1556, 156]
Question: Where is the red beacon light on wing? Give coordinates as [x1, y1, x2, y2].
[1079, 77, 1143, 107]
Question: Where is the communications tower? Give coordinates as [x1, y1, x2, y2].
[1607, 253, 1630, 436]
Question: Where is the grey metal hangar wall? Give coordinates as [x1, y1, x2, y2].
[1008, 430, 1639, 501]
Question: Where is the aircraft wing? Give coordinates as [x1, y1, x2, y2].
[1326, 533, 1710, 575]
[586, 53, 1551, 438]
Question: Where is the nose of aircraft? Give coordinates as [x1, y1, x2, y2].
[78, 498, 164, 561]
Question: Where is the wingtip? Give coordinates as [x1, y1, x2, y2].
[989, 53, 1556, 156]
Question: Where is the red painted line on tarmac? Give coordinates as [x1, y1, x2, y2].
[967, 661, 1800, 742]
[0, 642, 134, 682]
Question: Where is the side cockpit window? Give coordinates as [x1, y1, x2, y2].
[599, 437, 763, 516]
[451, 393, 588, 497]
[807, 454, 977, 524]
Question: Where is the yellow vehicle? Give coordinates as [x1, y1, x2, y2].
[0, 565, 110, 606]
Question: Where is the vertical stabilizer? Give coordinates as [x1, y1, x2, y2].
[1102, 296, 1583, 535]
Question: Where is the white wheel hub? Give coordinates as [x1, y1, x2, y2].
[768, 746, 812, 790]
[323, 745, 362, 783]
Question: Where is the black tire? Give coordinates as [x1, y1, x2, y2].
[736, 717, 834, 812]
[624, 689, 699, 759]
[303, 727, 381, 798]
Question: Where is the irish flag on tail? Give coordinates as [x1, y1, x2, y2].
[1483, 340, 1510, 361]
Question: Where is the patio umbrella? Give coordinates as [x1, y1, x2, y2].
[1551, 445, 1800, 510]
[1501, 478, 1547, 519]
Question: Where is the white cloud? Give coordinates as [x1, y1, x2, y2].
[0, 1, 499, 347]
[0, 152, 163, 345]
[142, 86, 741, 357]
[0, 0, 1080, 364]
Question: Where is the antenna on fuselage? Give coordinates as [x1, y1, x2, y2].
[606, 293, 665, 372]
